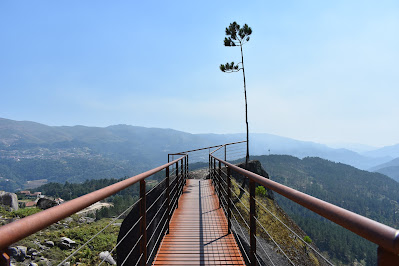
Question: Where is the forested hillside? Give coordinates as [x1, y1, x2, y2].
[251, 155, 399, 265]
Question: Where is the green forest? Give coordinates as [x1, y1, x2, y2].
[31, 170, 165, 220]
[252, 155, 399, 265]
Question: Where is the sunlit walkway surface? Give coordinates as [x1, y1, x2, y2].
[153, 179, 245, 265]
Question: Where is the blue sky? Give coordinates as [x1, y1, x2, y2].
[1, 1, 398, 147]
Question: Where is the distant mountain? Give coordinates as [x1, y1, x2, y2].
[369, 157, 399, 182]
[0, 117, 396, 191]
[326, 142, 377, 153]
[362, 143, 399, 158]
[252, 155, 399, 264]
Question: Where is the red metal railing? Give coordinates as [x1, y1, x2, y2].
[210, 150, 399, 265]
[0, 154, 188, 266]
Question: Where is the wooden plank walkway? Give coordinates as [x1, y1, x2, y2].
[153, 179, 245, 265]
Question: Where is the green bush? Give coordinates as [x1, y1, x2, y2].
[255, 186, 266, 197]
[303, 235, 312, 244]
[11, 207, 41, 218]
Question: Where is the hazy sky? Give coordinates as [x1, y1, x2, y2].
[1, 1, 398, 147]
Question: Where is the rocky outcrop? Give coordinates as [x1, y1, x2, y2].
[0, 191, 18, 210]
[234, 160, 275, 200]
[37, 198, 58, 210]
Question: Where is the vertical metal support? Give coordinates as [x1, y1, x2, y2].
[213, 158, 216, 195]
[166, 166, 170, 234]
[176, 161, 179, 209]
[378, 246, 399, 265]
[139, 180, 147, 266]
[224, 145, 227, 161]
[227, 166, 231, 234]
[209, 155, 211, 181]
[184, 156, 187, 181]
[168, 154, 170, 163]
[218, 160, 222, 208]
[181, 158, 184, 187]
[249, 179, 256, 266]
[0, 250, 10, 266]
[186, 155, 189, 180]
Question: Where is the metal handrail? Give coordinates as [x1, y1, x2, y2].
[210, 153, 399, 265]
[0, 155, 186, 251]
[170, 140, 246, 155]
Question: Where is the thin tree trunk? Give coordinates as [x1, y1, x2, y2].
[240, 45, 249, 167]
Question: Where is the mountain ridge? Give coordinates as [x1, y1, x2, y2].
[1, 117, 398, 191]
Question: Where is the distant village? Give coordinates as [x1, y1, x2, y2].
[0, 189, 64, 211]
[18, 190, 64, 209]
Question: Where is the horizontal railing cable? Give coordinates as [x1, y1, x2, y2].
[58, 198, 141, 266]
[146, 189, 167, 214]
[211, 155, 399, 255]
[146, 199, 168, 231]
[98, 217, 142, 265]
[229, 197, 250, 230]
[254, 197, 333, 265]
[254, 235, 276, 266]
[254, 217, 294, 265]
[230, 208, 252, 264]
[146, 177, 167, 196]
[146, 215, 169, 264]
[216, 169, 294, 265]
[215, 163, 332, 266]
[0, 155, 186, 251]
[146, 207, 168, 244]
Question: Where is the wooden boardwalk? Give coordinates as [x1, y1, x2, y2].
[153, 179, 245, 265]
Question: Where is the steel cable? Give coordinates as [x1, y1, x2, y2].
[146, 189, 166, 213]
[146, 216, 169, 264]
[254, 197, 334, 265]
[230, 208, 252, 264]
[58, 198, 141, 266]
[146, 207, 168, 245]
[98, 217, 142, 265]
[253, 235, 276, 266]
[254, 218, 295, 265]
[146, 198, 168, 231]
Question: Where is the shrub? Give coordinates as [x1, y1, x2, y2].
[255, 186, 266, 197]
[303, 235, 312, 244]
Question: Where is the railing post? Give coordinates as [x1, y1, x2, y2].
[186, 154, 189, 180]
[209, 155, 211, 181]
[181, 158, 184, 187]
[176, 161, 179, 209]
[213, 158, 216, 195]
[166, 166, 170, 234]
[378, 246, 399, 265]
[224, 145, 227, 161]
[218, 160, 222, 208]
[139, 180, 147, 266]
[249, 178, 256, 266]
[227, 166, 231, 234]
[184, 155, 188, 182]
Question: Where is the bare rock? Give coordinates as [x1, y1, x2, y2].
[0, 191, 18, 211]
[8, 246, 27, 262]
[44, 240, 54, 247]
[99, 251, 116, 265]
[59, 237, 76, 249]
[37, 198, 58, 210]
